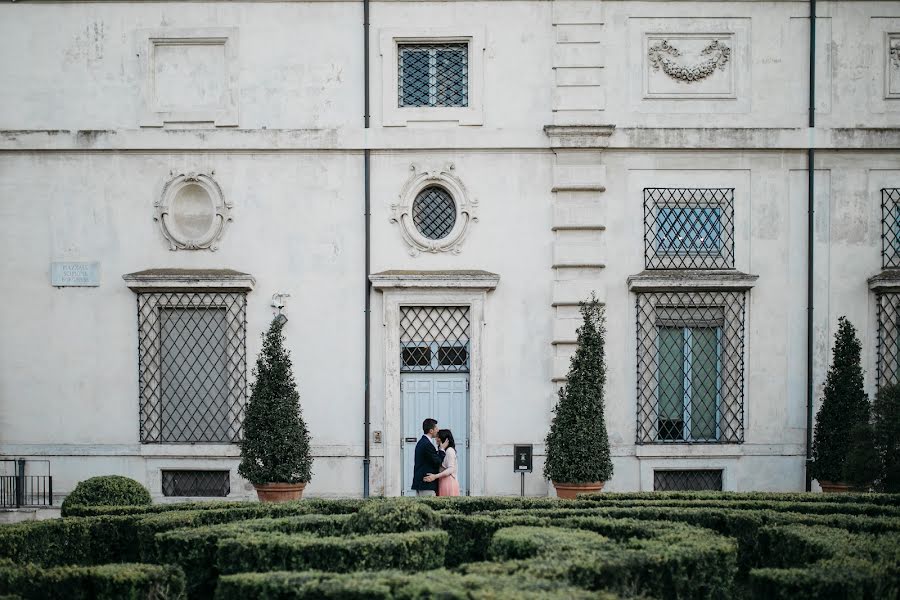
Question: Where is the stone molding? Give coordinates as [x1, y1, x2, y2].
[868, 268, 900, 292]
[391, 162, 478, 256]
[370, 270, 499, 290]
[123, 268, 255, 292]
[627, 269, 758, 292]
[648, 39, 731, 84]
[544, 125, 616, 149]
[155, 171, 232, 251]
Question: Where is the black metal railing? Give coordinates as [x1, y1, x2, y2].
[644, 188, 735, 270]
[162, 470, 230, 497]
[881, 188, 900, 268]
[654, 469, 723, 491]
[0, 459, 53, 508]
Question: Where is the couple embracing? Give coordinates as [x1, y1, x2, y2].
[411, 418, 460, 497]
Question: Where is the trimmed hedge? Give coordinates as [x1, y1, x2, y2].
[216, 530, 448, 575]
[749, 525, 900, 599]
[0, 561, 184, 600]
[60, 476, 152, 517]
[344, 499, 440, 534]
[63, 498, 366, 518]
[213, 569, 619, 600]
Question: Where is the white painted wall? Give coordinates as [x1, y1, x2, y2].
[0, 0, 898, 501]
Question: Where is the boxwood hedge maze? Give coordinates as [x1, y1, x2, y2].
[1, 493, 899, 599]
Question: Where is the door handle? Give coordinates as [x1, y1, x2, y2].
[404, 437, 417, 443]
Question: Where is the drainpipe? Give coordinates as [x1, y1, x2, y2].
[805, 0, 816, 492]
[363, 0, 372, 498]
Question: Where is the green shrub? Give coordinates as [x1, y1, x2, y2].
[544, 295, 613, 484]
[216, 530, 448, 575]
[0, 561, 184, 600]
[873, 382, 900, 492]
[239, 318, 313, 485]
[842, 421, 880, 490]
[344, 499, 440, 534]
[62, 497, 366, 518]
[214, 569, 616, 600]
[810, 317, 870, 483]
[60, 476, 152, 517]
[749, 525, 900, 600]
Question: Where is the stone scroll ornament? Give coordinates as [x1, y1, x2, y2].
[892, 41, 900, 68]
[648, 39, 732, 83]
[155, 171, 232, 251]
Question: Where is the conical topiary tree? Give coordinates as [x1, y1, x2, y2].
[544, 294, 613, 485]
[239, 318, 313, 485]
[810, 317, 870, 484]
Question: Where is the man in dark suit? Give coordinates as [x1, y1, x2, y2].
[412, 418, 445, 496]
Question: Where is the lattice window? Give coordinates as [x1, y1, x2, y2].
[876, 292, 900, 389]
[636, 291, 745, 444]
[162, 470, 230, 497]
[644, 188, 735, 270]
[653, 469, 723, 491]
[399, 43, 468, 107]
[400, 306, 470, 373]
[881, 189, 900, 268]
[137, 292, 247, 443]
[412, 186, 457, 240]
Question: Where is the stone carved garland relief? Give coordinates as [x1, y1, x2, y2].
[648, 39, 731, 83]
[391, 162, 478, 256]
[892, 40, 900, 68]
[155, 170, 232, 251]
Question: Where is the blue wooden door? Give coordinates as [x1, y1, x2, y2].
[401, 373, 468, 495]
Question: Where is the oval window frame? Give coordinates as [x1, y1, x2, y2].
[155, 171, 232, 251]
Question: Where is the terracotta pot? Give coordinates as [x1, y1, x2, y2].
[254, 482, 307, 502]
[553, 481, 605, 499]
[818, 480, 852, 494]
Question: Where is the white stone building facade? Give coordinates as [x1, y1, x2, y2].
[0, 0, 898, 503]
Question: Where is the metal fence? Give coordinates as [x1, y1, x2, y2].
[635, 291, 746, 444]
[137, 292, 248, 443]
[654, 469, 723, 491]
[876, 292, 900, 389]
[398, 42, 468, 107]
[0, 459, 53, 508]
[643, 188, 735, 270]
[162, 470, 230, 497]
[882, 189, 900, 268]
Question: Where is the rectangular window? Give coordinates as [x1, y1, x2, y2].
[657, 326, 721, 442]
[644, 188, 734, 269]
[882, 189, 900, 268]
[636, 292, 745, 444]
[876, 292, 900, 389]
[653, 469, 723, 491]
[399, 43, 468, 108]
[400, 306, 470, 373]
[137, 292, 247, 443]
[162, 470, 230, 497]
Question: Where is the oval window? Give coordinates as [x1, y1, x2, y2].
[412, 186, 456, 240]
[171, 183, 215, 240]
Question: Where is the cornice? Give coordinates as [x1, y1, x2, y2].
[123, 268, 255, 291]
[627, 269, 759, 292]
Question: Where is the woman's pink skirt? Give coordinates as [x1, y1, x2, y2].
[438, 475, 460, 497]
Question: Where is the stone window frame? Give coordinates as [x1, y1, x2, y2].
[379, 27, 485, 126]
[155, 170, 232, 252]
[138, 27, 240, 128]
[123, 269, 254, 444]
[627, 272, 757, 446]
[391, 162, 479, 256]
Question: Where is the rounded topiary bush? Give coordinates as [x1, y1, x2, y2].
[60, 475, 152, 517]
[345, 499, 440, 535]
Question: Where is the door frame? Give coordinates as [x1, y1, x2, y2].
[371, 271, 499, 497]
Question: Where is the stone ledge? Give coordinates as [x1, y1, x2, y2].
[123, 269, 255, 291]
[627, 269, 758, 292]
[544, 124, 616, 149]
[370, 270, 500, 290]
[868, 268, 900, 292]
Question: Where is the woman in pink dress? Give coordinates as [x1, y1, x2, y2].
[425, 429, 460, 496]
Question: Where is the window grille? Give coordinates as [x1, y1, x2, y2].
[636, 291, 745, 444]
[137, 292, 247, 443]
[162, 470, 230, 497]
[881, 189, 900, 268]
[653, 469, 723, 491]
[412, 186, 457, 240]
[644, 188, 735, 270]
[400, 306, 470, 373]
[399, 43, 468, 107]
[876, 292, 900, 389]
